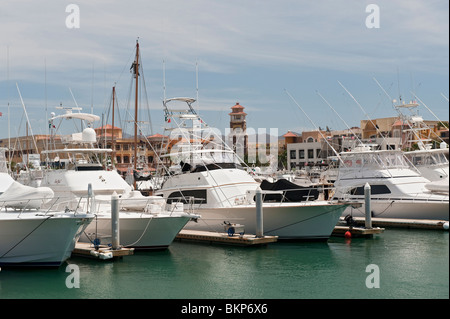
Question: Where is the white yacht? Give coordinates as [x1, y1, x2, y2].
[154, 98, 349, 240]
[0, 148, 93, 267]
[333, 148, 449, 220]
[36, 109, 199, 250]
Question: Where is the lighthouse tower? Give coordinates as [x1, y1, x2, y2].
[229, 102, 248, 157]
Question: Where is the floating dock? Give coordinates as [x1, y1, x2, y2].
[72, 242, 134, 260]
[340, 217, 449, 231]
[176, 230, 278, 246]
[332, 225, 384, 238]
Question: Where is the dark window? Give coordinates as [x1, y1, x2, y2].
[75, 165, 103, 171]
[350, 184, 391, 195]
[307, 149, 314, 159]
[299, 150, 305, 159]
[290, 150, 296, 159]
[167, 189, 207, 204]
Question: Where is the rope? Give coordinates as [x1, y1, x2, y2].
[1, 215, 53, 258]
[122, 215, 153, 248]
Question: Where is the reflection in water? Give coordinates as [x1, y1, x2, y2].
[0, 229, 448, 299]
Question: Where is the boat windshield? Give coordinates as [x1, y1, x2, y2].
[405, 151, 449, 167]
[339, 150, 409, 170]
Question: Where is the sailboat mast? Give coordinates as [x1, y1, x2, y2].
[134, 41, 139, 175]
[111, 85, 116, 168]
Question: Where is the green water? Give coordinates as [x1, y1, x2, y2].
[0, 229, 448, 300]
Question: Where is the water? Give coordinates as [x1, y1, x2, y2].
[0, 229, 448, 300]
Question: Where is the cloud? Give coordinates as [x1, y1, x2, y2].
[0, 0, 448, 139]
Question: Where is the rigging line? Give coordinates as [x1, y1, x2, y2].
[139, 57, 154, 136]
[0, 215, 53, 258]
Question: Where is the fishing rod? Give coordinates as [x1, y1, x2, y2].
[316, 90, 365, 148]
[284, 89, 345, 166]
[338, 81, 396, 151]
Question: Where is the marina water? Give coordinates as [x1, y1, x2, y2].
[0, 228, 448, 300]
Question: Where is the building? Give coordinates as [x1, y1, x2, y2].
[228, 102, 248, 157]
[360, 116, 442, 149]
[284, 126, 402, 170]
[95, 126, 169, 175]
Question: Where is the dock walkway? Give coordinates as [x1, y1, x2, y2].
[176, 230, 278, 246]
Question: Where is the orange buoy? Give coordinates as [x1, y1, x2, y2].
[344, 231, 352, 239]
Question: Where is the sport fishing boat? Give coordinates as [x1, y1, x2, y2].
[0, 148, 93, 267]
[154, 97, 349, 240]
[333, 147, 449, 220]
[37, 107, 198, 250]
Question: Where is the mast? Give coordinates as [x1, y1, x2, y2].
[134, 40, 140, 188]
[111, 85, 116, 168]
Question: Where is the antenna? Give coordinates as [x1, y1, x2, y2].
[91, 61, 94, 114]
[45, 58, 49, 163]
[7, 46, 11, 165]
[163, 60, 166, 103]
[196, 61, 199, 116]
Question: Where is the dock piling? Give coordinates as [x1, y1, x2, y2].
[111, 192, 120, 250]
[255, 188, 264, 238]
[364, 183, 372, 229]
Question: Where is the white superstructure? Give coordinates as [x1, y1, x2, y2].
[154, 98, 349, 240]
[333, 149, 448, 220]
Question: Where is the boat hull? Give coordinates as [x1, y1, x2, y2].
[184, 202, 348, 240]
[80, 212, 194, 250]
[0, 213, 93, 267]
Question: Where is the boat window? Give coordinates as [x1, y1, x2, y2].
[349, 184, 391, 195]
[191, 162, 239, 173]
[75, 165, 103, 171]
[167, 189, 207, 204]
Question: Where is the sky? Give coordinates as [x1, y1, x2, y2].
[0, 0, 448, 141]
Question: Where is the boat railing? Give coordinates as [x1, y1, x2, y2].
[0, 195, 89, 218]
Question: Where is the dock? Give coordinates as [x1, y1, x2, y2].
[340, 217, 449, 231]
[332, 225, 384, 238]
[72, 242, 135, 260]
[176, 230, 278, 246]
